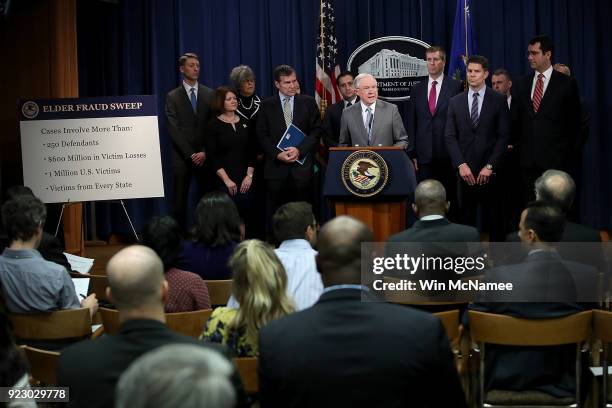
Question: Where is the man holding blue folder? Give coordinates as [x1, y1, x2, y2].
[257, 65, 321, 235]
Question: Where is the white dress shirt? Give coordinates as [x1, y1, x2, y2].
[226, 239, 323, 311]
[530, 65, 554, 99]
[427, 74, 444, 107]
[467, 85, 486, 117]
[183, 81, 199, 100]
[360, 101, 376, 130]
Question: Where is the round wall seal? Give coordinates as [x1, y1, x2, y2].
[21, 101, 39, 119]
[341, 150, 389, 197]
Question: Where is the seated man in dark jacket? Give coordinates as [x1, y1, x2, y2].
[58, 245, 247, 408]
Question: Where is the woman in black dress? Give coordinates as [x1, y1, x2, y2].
[206, 86, 257, 231]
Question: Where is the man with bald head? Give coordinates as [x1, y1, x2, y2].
[58, 245, 246, 408]
[259, 216, 467, 407]
[388, 179, 479, 243]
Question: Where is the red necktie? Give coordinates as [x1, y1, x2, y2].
[532, 73, 544, 113]
[428, 80, 438, 115]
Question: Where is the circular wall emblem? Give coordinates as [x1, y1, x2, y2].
[347, 36, 431, 101]
[341, 150, 389, 197]
[21, 101, 39, 119]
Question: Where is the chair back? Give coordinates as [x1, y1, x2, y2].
[166, 309, 213, 338]
[594, 309, 612, 342]
[433, 309, 460, 341]
[99, 307, 121, 335]
[9, 308, 92, 341]
[469, 310, 592, 346]
[99, 307, 212, 338]
[20, 345, 60, 385]
[383, 276, 467, 307]
[88, 274, 109, 301]
[233, 357, 258, 393]
[205, 279, 233, 306]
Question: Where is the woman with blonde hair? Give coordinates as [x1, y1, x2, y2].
[202, 240, 294, 356]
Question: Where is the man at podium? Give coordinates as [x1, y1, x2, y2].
[338, 73, 409, 149]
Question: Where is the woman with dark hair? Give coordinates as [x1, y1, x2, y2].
[205, 86, 257, 233]
[141, 216, 210, 312]
[178, 192, 242, 280]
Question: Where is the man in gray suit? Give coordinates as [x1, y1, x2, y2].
[338, 73, 409, 148]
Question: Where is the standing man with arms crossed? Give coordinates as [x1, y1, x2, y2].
[516, 35, 581, 203]
[445, 55, 509, 241]
[165, 52, 214, 228]
[256, 65, 321, 229]
[408, 46, 462, 218]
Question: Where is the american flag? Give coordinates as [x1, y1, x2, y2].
[315, 0, 341, 113]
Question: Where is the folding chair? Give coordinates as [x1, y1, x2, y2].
[20, 345, 60, 385]
[594, 310, 612, 407]
[469, 310, 592, 408]
[233, 357, 258, 394]
[205, 279, 233, 307]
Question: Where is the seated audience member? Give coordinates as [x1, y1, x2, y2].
[58, 245, 246, 408]
[469, 202, 596, 398]
[506, 170, 600, 242]
[202, 240, 294, 356]
[0, 186, 73, 272]
[0, 195, 98, 315]
[258, 216, 467, 408]
[116, 344, 236, 408]
[178, 192, 242, 280]
[388, 179, 480, 243]
[0, 292, 36, 408]
[228, 202, 323, 310]
[141, 216, 210, 312]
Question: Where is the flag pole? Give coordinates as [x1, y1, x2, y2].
[319, 0, 327, 119]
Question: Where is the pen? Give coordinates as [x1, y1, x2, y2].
[79, 293, 87, 299]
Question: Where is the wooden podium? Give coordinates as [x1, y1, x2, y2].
[323, 146, 416, 242]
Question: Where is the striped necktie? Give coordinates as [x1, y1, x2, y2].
[283, 97, 292, 128]
[532, 73, 544, 113]
[471, 93, 479, 128]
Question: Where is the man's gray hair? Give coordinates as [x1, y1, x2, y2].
[534, 169, 576, 213]
[354, 73, 376, 89]
[116, 344, 236, 408]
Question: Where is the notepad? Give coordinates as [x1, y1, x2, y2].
[64, 252, 95, 274]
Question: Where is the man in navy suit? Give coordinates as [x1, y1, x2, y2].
[408, 46, 463, 218]
[321, 71, 359, 149]
[165, 52, 214, 228]
[445, 55, 509, 241]
[516, 35, 582, 202]
[256, 65, 321, 228]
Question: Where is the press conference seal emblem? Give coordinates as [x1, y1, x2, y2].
[21, 101, 39, 119]
[341, 150, 389, 197]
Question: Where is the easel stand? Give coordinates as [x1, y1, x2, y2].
[56, 200, 140, 256]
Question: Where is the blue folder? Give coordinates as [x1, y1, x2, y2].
[276, 124, 308, 165]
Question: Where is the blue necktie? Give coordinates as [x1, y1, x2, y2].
[366, 107, 373, 144]
[190, 88, 197, 113]
[471, 93, 479, 128]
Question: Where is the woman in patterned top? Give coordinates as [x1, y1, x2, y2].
[201, 239, 294, 356]
[141, 216, 211, 313]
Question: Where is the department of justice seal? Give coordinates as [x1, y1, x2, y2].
[21, 101, 39, 119]
[341, 150, 389, 197]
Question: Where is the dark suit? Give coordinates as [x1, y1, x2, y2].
[165, 83, 214, 227]
[321, 97, 358, 148]
[58, 319, 247, 408]
[387, 217, 480, 243]
[445, 87, 509, 241]
[515, 69, 581, 202]
[259, 288, 467, 408]
[468, 251, 594, 397]
[256, 94, 321, 226]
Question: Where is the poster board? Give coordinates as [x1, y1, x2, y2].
[18, 95, 164, 203]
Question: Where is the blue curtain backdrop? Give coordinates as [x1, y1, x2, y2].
[76, 0, 612, 238]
